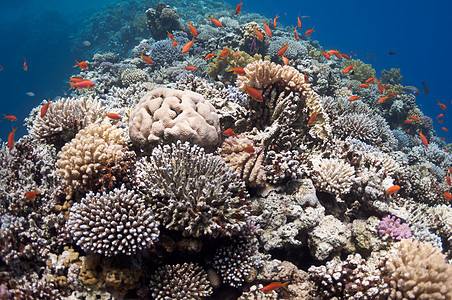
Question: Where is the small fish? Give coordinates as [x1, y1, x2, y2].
[377, 80, 384, 94]
[69, 76, 84, 82]
[205, 53, 216, 60]
[241, 146, 255, 153]
[8, 127, 16, 150]
[297, 15, 302, 29]
[388, 50, 396, 55]
[386, 185, 400, 195]
[293, 28, 299, 41]
[444, 192, 452, 201]
[321, 51, 331, 60]
[171, 40, 178, 48]
[273, 14, 279, 28]
[73, 60, 88, 70]
[308, 112, 318, 125]
[327, 49, 339, 55]
[41, 102, 50, 117]
[282, 56, 289, 66]
[278, 43, 289, 57]
[404, 119, 413, 124]
[263, 21, 272, 38]
[418, 131, 428, 147]
[220, 48, 230, 57]
[185, 66, 197, 71]
[342, 65, 354, 75]
[447, 172, 451, 186]
[365, 77, 376, 84]
[439, 120, 444, 124]
[26, 92, 35, 96]
[234, 51, 239, 58]
[167, 31, 175, 41]
[226, 67, 246, 75]
[25, 188, 40, 201]
[235, 0, 243, 15]
[68, 80, 95, 90]
[250, 37, 256, 54]
[182, 38, 195, 54]
[82, 40, 91, 46]
[387, 92, 396, 98]
[208, 16, 223, 27]
[348, 96, 360, 101]
[348, 84, 353, 89]
[262, 281, 289, 293]
[222, 128, 237, 136]
[409, 116, 420, 122]
[187, 19, 198, 37]
[140, 55, 153, 65]
[254, 28, 264, 41]
[340, 53, 350, 59]
[303, 73, 309, 82]
[305, 27, 314, 36]
[401, 86, 420, 94]
[436, 113, 444, 119]
[358, 83, 371, 88]
[105, 113, 121, 120]
[3, 115, 17, 121]
[23, 58, 28, 71]
[422, 81, 429, 95]
[438, 100, 447, 111]
[440, 137, 446, 141]
[442, 127, 449, 132]
[242, 84, 263, 102]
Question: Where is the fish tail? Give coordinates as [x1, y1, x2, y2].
[281, 281, 290, 290]
[73, 60, 79, 68]
[68, 81, 75, 90]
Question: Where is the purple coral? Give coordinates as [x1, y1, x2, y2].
[98, 61, 114, 68]
[378, 215, 411, 240]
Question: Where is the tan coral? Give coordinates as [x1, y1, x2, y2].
[386, 239, 452, 299]
[129, 87, 221, 148]
[56, 120, 126, 191]
[310, 156, 357, 196]
[219, 134, 266, 188]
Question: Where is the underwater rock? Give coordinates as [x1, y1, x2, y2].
[146, 3, 184, 40]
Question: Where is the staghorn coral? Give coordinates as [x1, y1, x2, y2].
[386, 239, 452, 299]
[129, 87, 221, 148]
[149, 262, 213, 300]
[135, 141, 249, 238]
[56, 119, 126, 191]
[378, 215, 412, 240]
[120, 68, 149, 85]
[30, 96, 103, 146]
[67, 185, 159, 256]
[219, 134, 267, 188]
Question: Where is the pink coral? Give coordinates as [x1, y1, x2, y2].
[378, 215, 411, 240]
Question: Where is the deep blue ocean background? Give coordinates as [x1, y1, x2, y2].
[0, 0, 451, 142]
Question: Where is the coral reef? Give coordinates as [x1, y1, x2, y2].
[378, 215, 411, 240]
[146, 3, 185, 40]
[342, 59, 376, 82]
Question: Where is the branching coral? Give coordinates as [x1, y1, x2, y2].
[378, 215, 411, 240]
[135, 141, 249, 238]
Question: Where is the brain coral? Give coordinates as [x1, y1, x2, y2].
[67, 185, 159, 256]
[135, 141, 249, 238]
[31, 96, 103, 146]
[129, 87, 221, 148]
[56, 120, 126, 191]
[386, 239, 452, 299]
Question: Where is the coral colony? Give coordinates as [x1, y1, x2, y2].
[1, 0, 452, 299]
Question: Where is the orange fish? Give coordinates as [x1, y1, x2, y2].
[23, 58, 28, 71]
[440, 137, 446, 141]
[222, 128, 237, 136]
[282, 56, 289, 66]
[348, 84, 353, 89]
[297, 16, 302, 29]
[387, 92, 396, 98]
[171, 40, 178, 48]
[3, 115, 17, 121]
[303, 73, 309, 82]
[242, 84, 263, 102]
[404, 119, 414, 124]
[436, 113, 444, 119]
[205, 53, 216, 60]
[25, 188, 40, 201]
[359, 83, 371, 88]
[418, 131, 428, 147]
[365, 77, 375, 84]
[273, 14, 279, 28]
[73, 60, 88, 70]
[409, 116, 420, 122]
[185, 66, 197, 71]
[226, 67, 246, 75]
[254, 28, 264, 41]
[278, 43, 289, 57]
[447, 149, 451, 152]
[235, 0, 242, 15]
[305, 27, 314, 36]
[220, 48, 230, 57]
[342, 65, 354, 75]
[105, 113, 121, 120]
[438, 100, 447, 111]
[348, 96, 360, 101]
[8, 127, 16, 150]
[167, 31, 175, 41]
[69, 76, 84, 82]
[377, 80, 384, 94]
[293, 28, 299, 41]
[187, 19, 198, 37]
[68, 80, 96, 90]
[140, 55, 153, 65]
[340, 53, 350, 59]
[41, 102, 50, 117]
[262, 281, 289, 293]
[182, 38, 195, 54]
[386, 185, 400, 195]
[444, 192, 452, 201]
[384, 85, 391, 90]
[241, 146, 255, 153]
[321, 51, 331, 60]
[234, 51, 239, 59]
[263, 21, 272, 38]
[439, 120, 444, 124]
[447, 172, 451, 186]
[327, 49, 339, 55]
[442, 127, 449, 132]
[308, 112, 318, 125]
[208, 16, 223, 27]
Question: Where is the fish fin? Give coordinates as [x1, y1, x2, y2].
[281, 281, 290, 290]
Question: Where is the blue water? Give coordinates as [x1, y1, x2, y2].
[1, 0, 451, 141]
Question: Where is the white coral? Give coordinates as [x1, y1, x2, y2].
[310, 156, 357, 195]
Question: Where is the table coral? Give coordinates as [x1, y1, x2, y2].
[129, 87, 221, 148]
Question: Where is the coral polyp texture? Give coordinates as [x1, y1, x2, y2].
[378, 215, 412, 240]
[386, 239, 452, 299]
[129, 87, 221, 148]
[67, 185, 159, 256]
[135, 141, 249, 237]
[56, 119, 126, 191]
